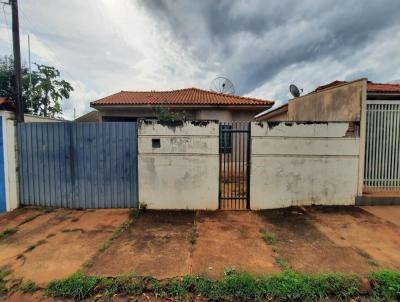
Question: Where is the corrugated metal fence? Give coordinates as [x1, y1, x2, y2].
[17, 122, 138, 208]
[364, 101, 400, 193]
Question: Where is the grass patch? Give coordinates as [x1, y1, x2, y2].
[368, 259, 380, 267]
[0, 267, 11, 295]
[19, 280, 38, 293]
[370, 270, 400, 301]
[260, 229, 275, 245]
[18, 214, 42, 226]
[46, 272, 102, 300]
[0, 228, 18, 240]
[356, 248, 380, 267]
[24, 239, 47, 253]
[99, 220, 131, 253]
[47, 270, 400, 301]
[189, 227, 198, 245]
[276, 257, 289, 270]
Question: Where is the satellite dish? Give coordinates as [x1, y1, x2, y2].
[289, 84, 303, 98]
[210, 77, 235, 95]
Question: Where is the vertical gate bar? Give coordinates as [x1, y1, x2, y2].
[385, 105, 390, 190]
[219, 124, 222, 209]
[393, 105, 398, 190]
[239, 122, 243, 208]
[228, 123, 231, 209]
[381, 105, 386, 190]
[222, 123, 226, 209]
[371, 105, 376, 190]
[377, 104, 382, 190]
[235, 122, 238, 209]
[374, 104, 378, 190]
[386, 104, 391, 190]
[368, 106, 373, 189]
[246, 122, 251, 209]
[396, 106, 400, 189]
[395, 104, 400, 190]
[366, 105, 369, 189]
[384, 105, 389, 190]
[389, 105, 394, 190]
[369, 105, 374, 190]
[393, 105, 397, 190]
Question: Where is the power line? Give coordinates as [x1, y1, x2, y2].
[18, 5, 78, 82]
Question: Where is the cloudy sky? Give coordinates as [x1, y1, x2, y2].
[1, 0, 400, 119]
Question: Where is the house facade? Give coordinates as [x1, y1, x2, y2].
[255, 79, 400, 205]
[90, 88, 274, 122]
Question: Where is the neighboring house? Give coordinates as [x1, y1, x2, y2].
[75, 110, 100, 122]
[255, 79, 400, 121]
[90, 88, 274, 122]
[255, 79, 400, 204]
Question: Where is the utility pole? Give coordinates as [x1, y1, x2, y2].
[11, 0, 24, 122]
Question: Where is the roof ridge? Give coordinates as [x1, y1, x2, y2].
[116, 87, 274, 103]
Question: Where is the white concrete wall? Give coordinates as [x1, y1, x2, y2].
[138, 120, 219, 209]
[251, 122, 360, 209]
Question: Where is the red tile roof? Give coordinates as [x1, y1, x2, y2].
[91, 88, 274, 107]
[367, 82, 400, 93]
[314, 80, 400, 94]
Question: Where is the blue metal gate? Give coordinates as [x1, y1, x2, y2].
[17, 122, 138, 208]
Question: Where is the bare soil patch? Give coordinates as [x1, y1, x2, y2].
[307, 205, 400, 271]
[86, 210, 196, 279]
[191, 211, 280, 277]
[0, 208, 127, 286]
[362, 205, 400, 227]
[257, 207, 372, 274]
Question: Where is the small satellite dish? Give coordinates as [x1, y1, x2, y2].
[289, 84, 303, 98]
[210, 77, 235, 95]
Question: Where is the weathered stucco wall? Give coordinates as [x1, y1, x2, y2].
[251, 122, 360, 209]
[288, 80, 365, 122]
[138, 120, 219, 209]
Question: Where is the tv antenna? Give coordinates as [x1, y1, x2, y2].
[210, 77, 235, 95]
[289, 84, 303, 98]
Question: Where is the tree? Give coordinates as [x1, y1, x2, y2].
[0, 55, 73, 117]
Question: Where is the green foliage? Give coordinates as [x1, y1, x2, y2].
[46, 273, 101, 300]
[370, 270, 400, 301]
[276, 256, 289, 270]
[139, 202, 148, 211]
[19, 280, 38, 293]
[0, 267, 11, 295]
[0, 228, 18, 240]
[24, 239, 47, 253]
[260, 230, 275, 245]
[0, 55, 73, 117]
[44, 270, 400, 301]
[101, 275, 145, 297]
[189, 227, 198, 245]
[154, 106, 192, 122]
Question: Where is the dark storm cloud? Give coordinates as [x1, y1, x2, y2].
[138, 0, 400, 94]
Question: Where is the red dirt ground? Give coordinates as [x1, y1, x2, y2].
[0, 205, 399, 301]
[191, 211, 279, 277]
[307, 206, 400, 271]
[0, 208, 128, 286]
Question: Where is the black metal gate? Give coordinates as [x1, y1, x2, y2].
[219, 122, 251, 209]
